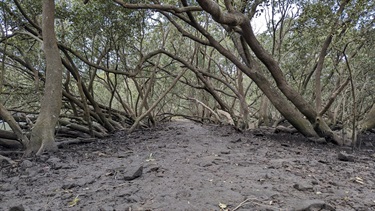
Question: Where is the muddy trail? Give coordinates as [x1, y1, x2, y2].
[1, 120, 375, 211]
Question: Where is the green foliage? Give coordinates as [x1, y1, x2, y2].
[0, 0, 373, 128]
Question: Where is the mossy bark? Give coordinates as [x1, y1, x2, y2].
[314, 117, 343, 145]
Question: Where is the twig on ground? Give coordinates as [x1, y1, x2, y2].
[232, 198, 254, 211]
[232, 198, 281, 211]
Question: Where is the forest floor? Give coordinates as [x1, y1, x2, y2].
[1, 119, 375, 211]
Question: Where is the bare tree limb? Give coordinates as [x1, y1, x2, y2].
[112, 0, 202, 13]
[129, 69, 187, 132]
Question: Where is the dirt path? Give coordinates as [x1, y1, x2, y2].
[1, 120, 375, 210]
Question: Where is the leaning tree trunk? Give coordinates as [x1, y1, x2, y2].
[26, 0, 62, 156]
[196, 0, 342, 142]
[360, 103, 375, 131]
[0, 102, 29, 148]
[259, 95, 271, 127]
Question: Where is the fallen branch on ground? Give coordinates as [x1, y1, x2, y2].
[57, 138, 97, 147]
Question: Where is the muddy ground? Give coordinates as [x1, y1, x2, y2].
[1, 120, 375, 211]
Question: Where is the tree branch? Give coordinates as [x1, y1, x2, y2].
[113, 0, 202, 13]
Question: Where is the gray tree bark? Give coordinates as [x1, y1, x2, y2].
[360, 103, 375, 131]
[196, 0, 344, 143]
[0, 102, 29, 148]
[26, 0, 62, 156]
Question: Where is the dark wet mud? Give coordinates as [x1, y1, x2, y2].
[1, 120, 375, 211]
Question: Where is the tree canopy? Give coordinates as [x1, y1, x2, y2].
[0, 0, 374, 155]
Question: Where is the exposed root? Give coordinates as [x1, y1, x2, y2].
[0, 154, 16, 165]
[57, 138, 97, 147]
